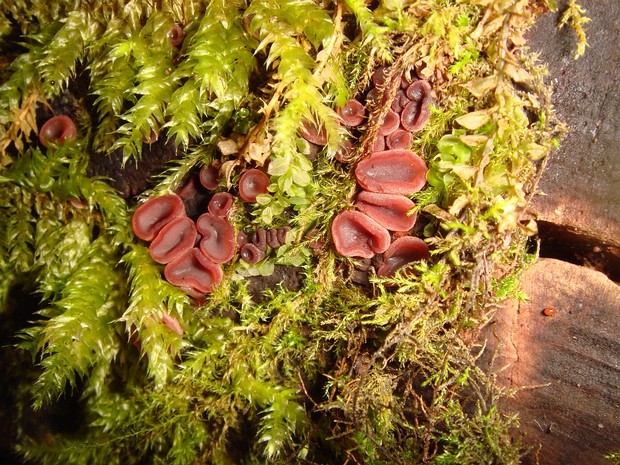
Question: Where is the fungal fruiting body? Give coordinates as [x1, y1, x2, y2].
[39, 115, 78, 147]
[355, 149, 428, 195]
[376, 236, 430, 277]
[331, 210, 391, 259]
[196, 213, 237, 264]
[238, 168, 270, 202]
[543, 307, 558, 316]
[330, 67, 432, 276]
[149, 216, 197, 264]
[132, 194, 186, 241]
[164, 248, 223, 294]
[355, 191, 417, 232]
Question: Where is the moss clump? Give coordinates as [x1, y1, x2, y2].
[0, 0, 584, 463]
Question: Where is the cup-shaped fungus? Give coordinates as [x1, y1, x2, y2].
[386, 129, 413, 150]
[251, 228, 267, 251]
[335, 140, 355, 163]
[168, 24, 185, 47]
[299, 121, 328, 145]
[337, 99, 366, 127]
[149, 216, 197, 264]
[377, 109, 400, 136]
[391, 89, 411, 114]
[238, 168, 270, 203]
[164, 248, 223, 294]
[376, 236, 430, 277]
[132, 194, 186, 241]
[39, 115, 78, 147]
[196, 213, 236, 264]
[355, 149, 428, 195]
[331, 210, 391, 259]
[401, 80, 432, 132]
[199, 165, 220, 190]
[208, 192, 234, 217]
[373, 136, 386, 152]
[355, 191, 417, 232]
[239, 243, 266, 264]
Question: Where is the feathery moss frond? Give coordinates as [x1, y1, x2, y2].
[20, 237, 123, 410]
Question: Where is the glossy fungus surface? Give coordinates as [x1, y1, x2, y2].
[355, 149, 428, 195]
[39, 115, 78, 147]
[132, 194, 186, 241]
[377, 236, 430, 277]
[401, 100, 430, 132]
[386, 129, 413, 150]
[373, 136, 385, 152]
[199, 165, 220, 190]
[164, 248, 223, 294]
[149, 217, 197, 264]
[377, 109, 400, 136]
[355, 191, 417, 232]
[196, 213, 236, 264]
[335, 140, 355, 163]
[391, 89, 411, 114]
[208, 192, 234, 217]
[239, 243, 265, 264]
[251, 229, 267, 251]
[331, 210, 391, 259]
[300, 121, 328, 145]
[238, 169, 270, 203]
[405, 79, 432, 102]
[168, 24, 185, 46]
[337, 99, 366, 126]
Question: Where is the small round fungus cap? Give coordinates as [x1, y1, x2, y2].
[337, 99, 366, 127]
[239, 243, 266, 264]
[208, 192, 234, 217]
[355, 191, 417, 232]
[196, 213, 236, 264]
[132, 194, 186, 241]
[149, 216, 197, 264]
[355, 149, 428, 195]
[39, 115, 78, 147]
[199, 165, 220, 190]
[238, 168, 270, 203]
[164, 248, 223, 294]
[331, 210, 391, 259]
[377, 236, 430, 277]
[299, 121, 328, 145]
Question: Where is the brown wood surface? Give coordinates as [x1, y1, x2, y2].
[481, 258, 620, 465]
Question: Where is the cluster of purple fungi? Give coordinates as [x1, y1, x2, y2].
[129, 67, 433, 298]
[311, 67, 432, 278]
[131, 166, 291, 299]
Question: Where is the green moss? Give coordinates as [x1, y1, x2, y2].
[0, 0, 585, 463]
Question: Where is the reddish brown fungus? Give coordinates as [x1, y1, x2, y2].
[386, 129, 413, 150]
[162, 313, 184, 336]
[355, 149, 428, 195]
[276, 227, 290, 244]
[237, 231, 249, 247]
[199, 165, 220, 190]
[391, 89, 411, 114]
[335, 140, 355, 163]
[39, 115, 78, 147]
[208, 192, 234, 217]
[164, 248, 223, 294]
[337, 99, 365, 127]
[196, 213, 236, 264]
[168, 24, 185, 47]
[355, 191, 417, 232]
[373, 136, 386, 152]
[239, 243, 265, 264]
[251, 228, 267, 251]
[267, 229, 280, 248]
[377, 109, 400, 136]
[401, 100, 430, 132]
[299, 121, 328, 145]
[371, 66, 388, 87]
[405, 80, 432, 102]
[132, 194, 186, 241]
[331, 210, 391, 259]
[238, 169, 270, 203]
[149, 217, 197, 264]
[376, 236, 430, 277]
